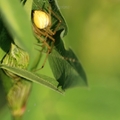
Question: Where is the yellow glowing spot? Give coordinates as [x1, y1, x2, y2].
[33, 10, 50, 29]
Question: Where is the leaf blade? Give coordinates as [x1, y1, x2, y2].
[0, 63, 63, 94]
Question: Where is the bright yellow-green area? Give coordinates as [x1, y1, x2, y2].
[1, 0, 120, 120]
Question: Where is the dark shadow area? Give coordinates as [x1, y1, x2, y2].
[0, 78, 6, 110]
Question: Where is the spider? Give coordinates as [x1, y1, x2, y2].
[32, 2, 62, 69]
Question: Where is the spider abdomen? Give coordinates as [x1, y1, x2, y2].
[33, 10, 50, 29]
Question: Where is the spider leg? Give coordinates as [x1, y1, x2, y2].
[46, 9, 62, 35]
[33, 24, 53, 50]
[40, 49, 50, 69]
[51, 10, 62, 35]
[37, 38, 55, 71]
[38, 36, 55, 69]
[33, 29, 55, 71]
[33, 41, 52, 71]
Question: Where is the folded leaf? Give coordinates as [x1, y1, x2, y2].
[49, 39, 88, 90]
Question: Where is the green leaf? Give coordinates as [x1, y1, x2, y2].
[31, 0, 87, 90]
[0, 63, 63, 94]
[45, 2, 88, 89]
[48, 42, 88, 90]
[48, 0, 68, 36]
[0, 0, 34, 51]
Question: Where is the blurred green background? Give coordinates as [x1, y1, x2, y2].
[1, 0, 120, 120]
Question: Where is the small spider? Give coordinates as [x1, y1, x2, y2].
[32, 2, 61, 69]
